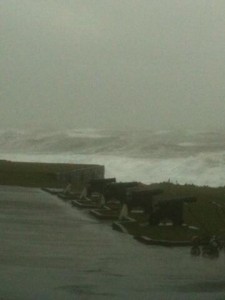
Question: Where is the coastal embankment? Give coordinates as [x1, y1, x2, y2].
[0, 160, 225, 298]
[0, 160, 104, 188]
[1, 159, 225, 241]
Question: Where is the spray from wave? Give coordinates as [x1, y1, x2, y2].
[0, 128, 225, 187]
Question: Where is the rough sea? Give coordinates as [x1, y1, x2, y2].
[0, 128, 224, 187]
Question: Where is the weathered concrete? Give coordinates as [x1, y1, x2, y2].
[0, 186, 225, 300]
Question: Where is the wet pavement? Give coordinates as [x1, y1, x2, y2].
[0, 186, 224, 300]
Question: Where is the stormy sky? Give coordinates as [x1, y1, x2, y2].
[1, 0, 225, 131]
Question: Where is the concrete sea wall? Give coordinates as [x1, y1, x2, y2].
[0, 160, 104, 188]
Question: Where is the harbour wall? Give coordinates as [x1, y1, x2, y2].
[0, 160, 104, 188]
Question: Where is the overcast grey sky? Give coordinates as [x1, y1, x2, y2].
[1, 0, 225, 130]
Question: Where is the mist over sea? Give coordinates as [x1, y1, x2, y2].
[0, 128, 225, 187]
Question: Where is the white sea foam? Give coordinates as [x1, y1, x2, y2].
[0, 128, 225, 187]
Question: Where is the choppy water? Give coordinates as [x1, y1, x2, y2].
[0, 128, 225, 186]
[0, 186, 224, 299]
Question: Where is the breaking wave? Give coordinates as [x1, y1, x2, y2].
[0, 128, 225, 187]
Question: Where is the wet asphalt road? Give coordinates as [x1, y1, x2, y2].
[0, 186, 225, 300]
